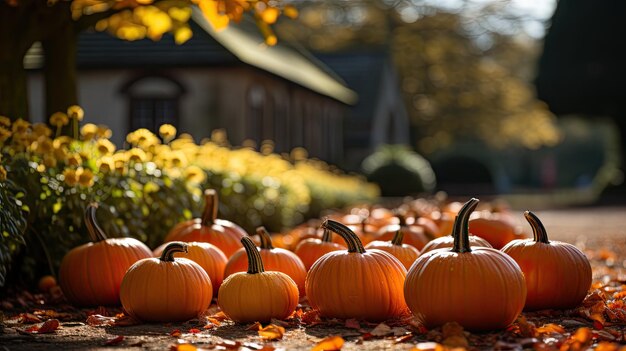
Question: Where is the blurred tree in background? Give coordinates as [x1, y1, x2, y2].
[277, 0, 561, 155]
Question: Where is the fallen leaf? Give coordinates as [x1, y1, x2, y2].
[595, 341, 622, 351]
[114, 314, 140, 326]
[311, 335, 344, 351]
[210, 311, 228, 321]
[535, 323, 566, 335]
[394, 333, 414, 344]
[301, 310, 321, 326]
[560, 327, 594, 351]
[594, 320, 605, 330]
[247, 321, 262, 331]
[86, 314, 116, 327]
[258, 324, 285, 341]
[104, 335, 124, 346]
[18, 313, 42, 324]
[345, 319, 360, 330]
[170, 329, 182, 337]
[171, 344, 197, 351]
[370, 322, 392, 337]
[188, 328, 201, 334]
[37, 319, 60, 334]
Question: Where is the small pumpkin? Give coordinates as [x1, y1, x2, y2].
[294, 228, 346, 270]
[404, 198, 526, 332]
[58, 204, 152, 307]
[120, 242, 213, 322]
[374, 213, 431, 250]
[468, 207, 524, 249]
[219, 237, 299, 323]
[153, 241, 227, 296]
[164, 189, 245, 257]
[420, 210, 492, 254]
[224, 227, 307, 296]
[501, 211, 592, 311]
[364, 230, 420, 270]
[306, 219, 408, 321]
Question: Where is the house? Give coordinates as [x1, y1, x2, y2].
[26, 9, 356, 165]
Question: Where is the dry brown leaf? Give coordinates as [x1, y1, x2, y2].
[258, 324, 285, 341]
[370, 322, 392, 336]
[344, 318, 360, 329]
[247, 321, 262, 331]
[86, 314, 115, 326]
[104, 335, 124, 346]
[36, 319, 60, 334]
[311, 335, 344, 351]
[535, 323, 566, 335]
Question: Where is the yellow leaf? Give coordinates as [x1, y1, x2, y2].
[198, 0, 229, 30]
[175, 26, 193, 44]
[258, 324, 285, 341]
[311, 335, 344, 351]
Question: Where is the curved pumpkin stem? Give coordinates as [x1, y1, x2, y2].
[85, 203, 108, 242]
[322, 219, 365, 254]
[524, 211, 550, 244]
[391, 230, 405, 246]
[201, 189, 218, 226]
[242, 236, 264, 274]
[321, 228, 332, 243]
[255, 226, 274, 250]
[160, 242, 188, 262]
[451, 198, 480, 253]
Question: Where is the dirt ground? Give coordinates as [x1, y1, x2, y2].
[1, 205, 626, 351]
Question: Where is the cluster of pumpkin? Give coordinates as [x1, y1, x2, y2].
[57, 190, 592, 332]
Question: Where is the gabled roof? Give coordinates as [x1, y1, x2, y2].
[24, 8, 357, 105]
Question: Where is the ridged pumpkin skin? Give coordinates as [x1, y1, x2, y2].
[294, 229, 346, 270]
[375, 214, 431, 250]
[364, 230, 420, 270]
[404, 198, 526, 332]
[120, 242, 213, 322]
[224, 227, 307, 296]
[153, 241, 227, 296]
[420, 234, 492, 254]
[219, 237, 299, 323]
[164, 189, 245, 257]
[501, 211, 591, 311]
[306, 220, 408, 321]
[58, 204, 152, 307]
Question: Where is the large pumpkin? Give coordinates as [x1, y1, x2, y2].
[58, 204, 152, 307]
[306, 219, 408, 321]
[224, 227, 307, 296]
[219, 237, 299, 323]
[404, 198, 526, 332]
[153, 241, 227, 296]
[364, 230, 420, 270]
[120, 242, 213, 322]
[294, 228, 345, 270]
[164, 189, 245, 257]
[501, 211, 592, 311]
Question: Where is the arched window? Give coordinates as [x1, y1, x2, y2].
[121, 74, 185, 133]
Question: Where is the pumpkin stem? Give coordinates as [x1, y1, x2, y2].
[322, 219, 365, 254]
[524, 211, 550, 244]
[201, 189, 218, 226]
[321, 228, 332, 242]
[255, 226, 274, 250]
[160, 242, 188, 262]
[85, 203, 108, 242]
[391, 229, 405, 246]
[242, 236, 264, 274]
[451, 198, 480, 253]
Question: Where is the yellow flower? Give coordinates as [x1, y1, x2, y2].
[31, 136, 53, 155]
[96, 125, 112, 139]
[67, 105, 84, 121]
[43, 154, 57, 168]
[0, 165, 7, 181]
[53, 146, 68, 162]
[63, 168, 78, 186]
[0, 116, 10, 128]
[78, 168, 95, 187]
[32, 123, 52, 137]
[50, 112, 69, 127]
[183, 165, 206, 184]
[127, 128, 159, 148]
[11, 118, 30, 134]
[113, 153, 128, 174]
[159, 124, 177, 142]
[97, 156, 115, 173]
[0, 127, 11, 144]
[53, 136, 73, 149]
[127, 148, 147, 163]
[96, 139, 116, 155]
[66, 153, 82, 167]
[169, 150, 188, 168]
[80, 123, 98, 141]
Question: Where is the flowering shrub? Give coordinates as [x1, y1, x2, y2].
[0, 108, 378, 285]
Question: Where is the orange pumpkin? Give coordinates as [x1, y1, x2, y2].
[420, 210, 493, 255]
[120, 242, 213, 322]
[365, 230, 420, 270]
[58, 204, 152, 307]
[153, 241, 227, 296]
[468, 209, 524, 249]
[404, 198, 526, 331]
[219, 237, 299, 323]
[374, 213, 430, 250]
[224, 227, 307, 296]
[164, 189, 245, 257]
[306, 219, 408, 321]
[294, 228, 346, 270]
[501, 211, 592, 311]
